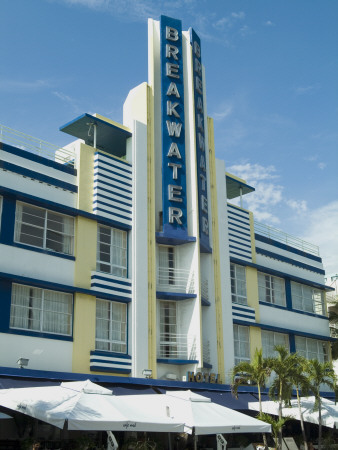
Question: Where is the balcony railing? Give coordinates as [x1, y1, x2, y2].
[157, 267, 195, 293]
[0, 123, 75, 167]
[158, 333, 197, 360]
[201, 279, 209, 301]
[254, 221, 319, 256]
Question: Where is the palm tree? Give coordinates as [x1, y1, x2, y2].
[269, 346, 299, 450]
[288, 354, 311, 450]
[305, 359, 336, 450]
[231, 348, 272, 450]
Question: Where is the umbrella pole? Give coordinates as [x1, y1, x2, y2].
[193, 433, 197, 450]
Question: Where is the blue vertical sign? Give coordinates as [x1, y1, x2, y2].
[160, 15, 188, 239]
[190, 28, 212, 253]
[190, 28, 211, 253]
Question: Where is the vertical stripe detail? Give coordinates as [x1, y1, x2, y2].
[208, 117, 225, 381]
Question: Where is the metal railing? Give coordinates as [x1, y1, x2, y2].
[158, 333, 197, 360]
[254, 221, 319, 256]
[203, 340, 210, 364]
[201, 279, 209, 301]
[0, 124, 75, 167]
[157, 267, 195, 293]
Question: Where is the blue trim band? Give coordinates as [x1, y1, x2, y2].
[256, 247, 325, 275]
[6, 328, 73, 341]
[91, 283, 131, 295]
[157, 359, 199, 365]
[90, 366, 131, 374]
[155, 233, 196, 246]
[228, 216, 251, 228]
[228, 204, 250, 215]
[91, 274, 131, 287]
[228, 227, 251, 238]
[229, 239, 252, 249]
[0, 186, 132, 231]
[259, 300, 328, 320]
[96, 178, 132, 195]
[94, 185, 132, 203]
[11, 242, 75, 260]
[0, 142, 77, 175]
[94, 168, 132, 188]
[90, 350, 131, 359]
[232, 319, 333, 341]
[232, 312, 255, 320]
[93, 191, 132, 208]
[93, 207, 132, 223]
[230, 256, 331, 291]
[93, 199, 132, 215]
[229, 250, 252, 260]
[0, 271, 131, 303]
[94, 164, 132, 182]
[96, 151, 132, 170]
[228, 232, 252, 244]
[90, 359, 131, 367]
[203, 362, 213, 369]
[0, 160, 77, 192]
[156, 292, 197, 300]
[255, 234, 322, 263]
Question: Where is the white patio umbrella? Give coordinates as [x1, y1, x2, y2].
[161, 390, 272, 435]
[0, 379, 185, 432]
[248, 396, 338, 428]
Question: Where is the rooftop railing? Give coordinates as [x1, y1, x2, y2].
[0, 124, 75, 167]
[254, 220, 320, 256]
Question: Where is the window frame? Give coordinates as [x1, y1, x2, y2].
[10, 283, 73, 336]
[258, 272, 286, 307]
[291, 281, 325, 315]
[230, 263, 247, 305]
[95, 299, 127, 354]
[233, 324, 250, 365]
[261, 330, 289, 358]
[295, 336, 329, 362]
[96, 225, 127, 278]
[14, 202, 74, 256]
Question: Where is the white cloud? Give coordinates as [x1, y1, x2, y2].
[318, 162, 326, 170]
[285, 199, 307, 212]
[0, 79, 50, 92]
[294, 83, 320, 95]
[301, 201, 338, 275]
[212, 103, 233, 121]
[52, 91, 82, 113]
[265, 20, 275, 26]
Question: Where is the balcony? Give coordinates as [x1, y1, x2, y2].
[254, 221, 319, 256]
[158, 333, 197, 362]
[157, 267, 195, 294]
[0, 123, 75, 166]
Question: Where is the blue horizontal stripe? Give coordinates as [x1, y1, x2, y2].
[156, 292, 197, 300]
[229, 238, 252, 249]
[228, 232, 251, 244]
[95, 178, 132, 195]
[93, 207, 132, 222]
[94, 191, 132, 208]
[232, 304, 255, 313]
[93, 199, 132, 214]
[255, 234, 322, 263]
[228, 226, 251, 237]
[230, 256, 331, 291]
[256, 247, 325, 275]
[0, 186, 131, 231]
[95, 171, 132, 190]
[91, 274, 131, 287]
[90, 358, 131, 367]
[91, 283, 132, 295]
[227, 204, 250, 215]
[230, 250, 252, 261]
[0, 160, 77, 192]
[6, 328, 73, 342]
[229, 244, 251, 255]
[94, 164, 132, 182]
[232, 312, 255, 320]
[94, 185, 132, 203]
[157, 359, 199, 365]
[1, 142, 76, 175]
[11, 242, 75, 260]
[96, 151, 132, 171]
[90, 350, 131, 359]
[90, 365, 131, 374]
[228, 215, 251, 228]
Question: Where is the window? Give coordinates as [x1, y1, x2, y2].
[15, 202, 74, 255]
[96, 299, 127, 353]
[295, 336, 328, 362]
[158, 246, 175, 286]
[10, 284, 72, 335]
[258, 272, 286, 306]
[97, 225, 127, 277]
[159, 301, 177, 358]
[231, 264, 247, 305]
[233, 324, 250, 365]
[291, 282, 325, 315]
[261, 330, 289, 358]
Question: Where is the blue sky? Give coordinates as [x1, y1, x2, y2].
[1, 0, 337, 276]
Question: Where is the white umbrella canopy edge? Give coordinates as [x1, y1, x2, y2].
[0, 380, 185, 432]
[248, 396, 338, 429]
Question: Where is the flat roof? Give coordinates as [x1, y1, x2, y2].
[60, 113, 132, 157]
[226, 173, 255, 199]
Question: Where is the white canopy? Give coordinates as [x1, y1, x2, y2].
[248, 396, 338, 428]
[121, 390, 271, 436]
[0, 380, 184, 432]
